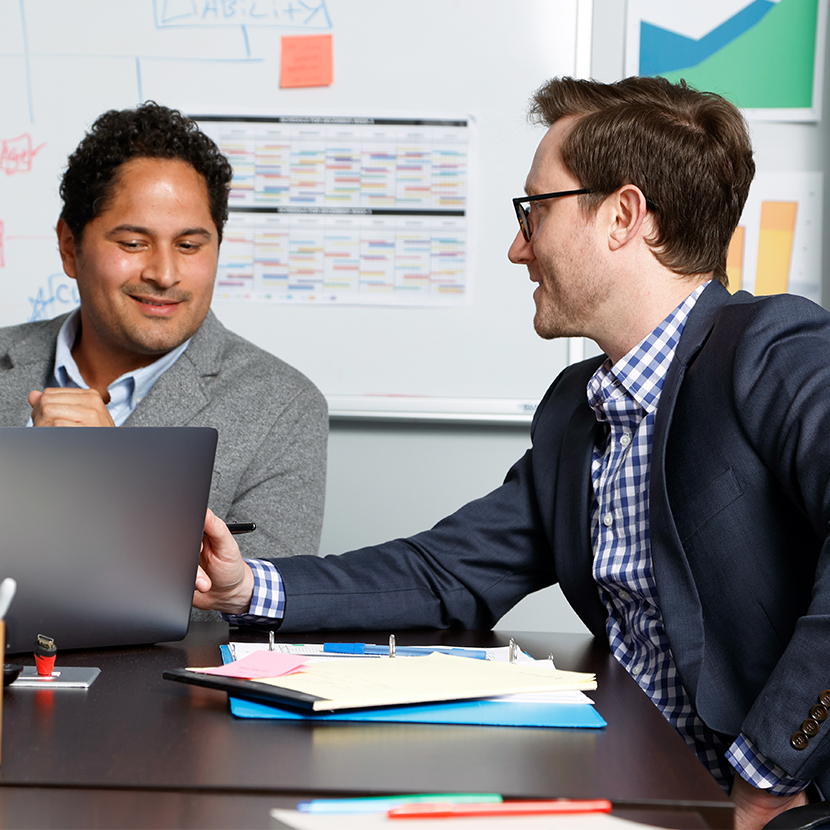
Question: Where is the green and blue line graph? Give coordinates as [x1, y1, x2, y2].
[629, 0, 822, 113]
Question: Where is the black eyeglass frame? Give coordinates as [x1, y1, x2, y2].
[512, 189, 594, 242]
[512, 188, 658, 242]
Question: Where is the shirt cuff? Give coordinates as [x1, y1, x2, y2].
[221, 558, 286, 624]
[726, 734, 810, 796]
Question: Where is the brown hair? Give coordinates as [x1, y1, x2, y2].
[529, 77, 754, 285]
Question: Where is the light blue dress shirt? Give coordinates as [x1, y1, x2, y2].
[28, 309, 191, 427]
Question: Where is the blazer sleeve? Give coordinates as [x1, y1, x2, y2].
[728, 297, 830, 786]
[274, 383, 567, 633]
[229, 382, 328, 561]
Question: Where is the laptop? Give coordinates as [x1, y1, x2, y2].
[1, 427, 218, 654]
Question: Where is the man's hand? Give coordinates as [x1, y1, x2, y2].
[732, 773, 810, 830]
[193, 509, 255, 615]
[28, 388, 115, 427]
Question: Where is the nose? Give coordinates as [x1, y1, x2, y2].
[142, 245, 179, 288]
[508, 228, 535, 265]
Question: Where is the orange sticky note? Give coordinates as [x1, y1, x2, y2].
[281, 34, 333, 88]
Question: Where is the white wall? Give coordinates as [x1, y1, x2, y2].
[317, 1, 830, 634]
[319, 420, 590, 634]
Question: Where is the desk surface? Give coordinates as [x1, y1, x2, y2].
[0, 623, 732, 828]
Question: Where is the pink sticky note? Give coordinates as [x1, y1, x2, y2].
[281, 34, 333, 88]
[193, 651, 308, 679]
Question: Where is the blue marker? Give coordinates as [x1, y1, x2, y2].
[298, 793, 503, 814]
[322, 643, 487, 659]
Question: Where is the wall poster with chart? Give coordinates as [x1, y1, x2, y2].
[625, 0, 828, 121]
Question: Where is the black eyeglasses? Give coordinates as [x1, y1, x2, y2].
[513, 189, 594, 242]
[512, 189, 658, 242]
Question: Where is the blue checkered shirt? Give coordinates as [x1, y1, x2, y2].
[588, 284, 806, 796]
[224, 558, 285, 625]
[230, 286, 808, 795]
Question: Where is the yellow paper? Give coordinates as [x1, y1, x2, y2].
[259, 652, 596, 712]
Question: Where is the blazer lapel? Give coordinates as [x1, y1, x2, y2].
[649, 281, 732, 695]
[535, 358, 608, 640]
[557, 403, 608, 639]
[123, 311, 224, 427]
[124, 357, 210, 426]
[1, 316, 66, 425]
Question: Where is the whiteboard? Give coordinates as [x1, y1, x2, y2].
[0, 0, 590, 422]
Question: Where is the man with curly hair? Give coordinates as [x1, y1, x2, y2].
[0, 103, 328, 591]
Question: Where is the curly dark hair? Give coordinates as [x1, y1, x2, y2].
[59, 101, 233, 245]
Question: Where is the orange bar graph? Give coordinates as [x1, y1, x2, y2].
[726, 225, 745, 292]
[755, 201, 797, 296]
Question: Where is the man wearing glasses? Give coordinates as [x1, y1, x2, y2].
[195, 76, 829, 828]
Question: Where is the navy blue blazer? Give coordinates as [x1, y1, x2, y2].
[277, 281, 830, 791]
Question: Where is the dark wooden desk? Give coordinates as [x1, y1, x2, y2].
[0, 623, 732, 829]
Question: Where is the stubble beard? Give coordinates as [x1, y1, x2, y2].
[84, 292, 207, 361]
[531, 261, 608, 342]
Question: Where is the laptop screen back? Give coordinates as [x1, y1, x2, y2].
[1, 427, 217, 654]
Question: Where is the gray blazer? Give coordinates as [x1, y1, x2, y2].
[0, 309, 328, 566]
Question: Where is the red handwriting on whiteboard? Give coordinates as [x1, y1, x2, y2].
[1, 134, 46, 175]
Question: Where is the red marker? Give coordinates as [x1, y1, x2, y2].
[34, 634, 57, 677]
[388, 799, 613, 819]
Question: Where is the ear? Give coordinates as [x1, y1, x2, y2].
[607, 185, 650, 251]
[56, 219, 79, 280]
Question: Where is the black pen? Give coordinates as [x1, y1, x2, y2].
[227, 522, 257, 535]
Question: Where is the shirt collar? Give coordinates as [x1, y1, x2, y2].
[54, 309, 84, 389]
[588, 283, 709, 416]
[53, 308, 192, 409]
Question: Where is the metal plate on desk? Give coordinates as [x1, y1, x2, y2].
[9, 666, 100, 689]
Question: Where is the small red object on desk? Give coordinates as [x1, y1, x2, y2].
[34, 634, 56, 677]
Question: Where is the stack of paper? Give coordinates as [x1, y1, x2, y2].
[243, 651, 596, 712]
[175, 644, 607, 728]
[270, 808, 656, 829]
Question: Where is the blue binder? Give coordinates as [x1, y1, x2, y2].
[219, 646, 606, 728]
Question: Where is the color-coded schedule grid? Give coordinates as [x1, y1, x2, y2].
[195, 116, 472, 305]
[217, 211, 466, 302]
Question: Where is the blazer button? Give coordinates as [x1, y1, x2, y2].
[810, 704, 828, 723]
[802, 718, 820, 738]
[791, 731, 809, 751]
[820, 690, 830, 708]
